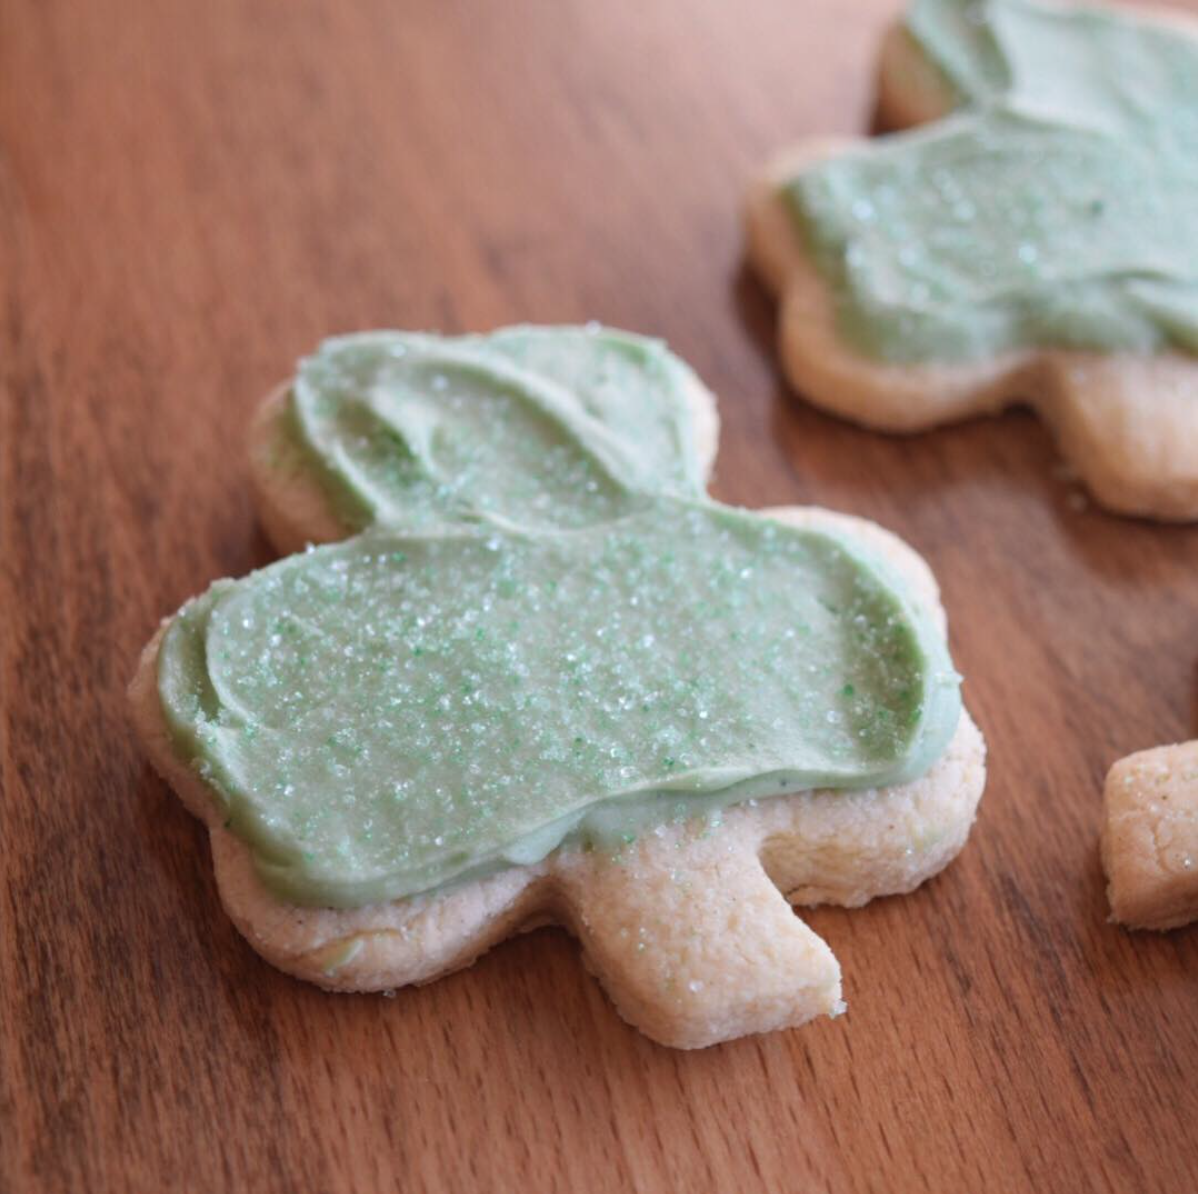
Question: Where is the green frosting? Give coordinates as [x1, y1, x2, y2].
[159, 329, 961, 908]
[784, 0, 1198, 362]
[287, 327, 706, 532]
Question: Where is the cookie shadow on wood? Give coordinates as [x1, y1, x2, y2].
[130, 763, 270, 989]
[1080, 843, 1198, 995]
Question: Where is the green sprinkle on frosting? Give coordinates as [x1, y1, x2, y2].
[287, 327, 706, 532]
[158, 327, 962, 908]
[784, 0, 1198, 362]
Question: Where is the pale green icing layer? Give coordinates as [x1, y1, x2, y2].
[159, 328, 962, 908]
[287, 327, 706, 532]
[784, 0, 1198, 362]
[159, 505, 960, 908]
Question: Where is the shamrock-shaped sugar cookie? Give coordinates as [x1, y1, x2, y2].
[131, 327, 984, 1048]
[747, 0, 1198, 519]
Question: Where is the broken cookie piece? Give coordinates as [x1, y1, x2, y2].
[1102, 742, 1198, 931]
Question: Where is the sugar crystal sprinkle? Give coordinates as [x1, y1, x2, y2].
[157, 329, 960, 909]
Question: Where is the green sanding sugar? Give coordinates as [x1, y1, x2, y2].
[785, 0, 1198, 362]
[159, 328, 961, 908]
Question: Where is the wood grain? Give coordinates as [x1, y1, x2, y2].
[2, 0, 1197, 1190]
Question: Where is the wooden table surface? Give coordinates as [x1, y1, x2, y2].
[3, 1, 1197, 1190]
